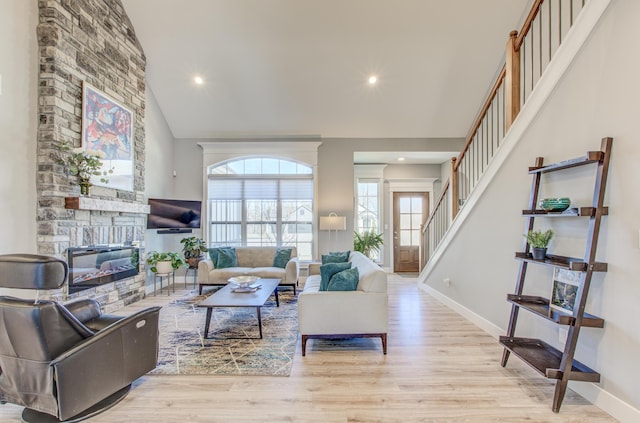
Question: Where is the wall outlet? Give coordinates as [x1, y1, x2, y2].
[443, 278, 451, 287]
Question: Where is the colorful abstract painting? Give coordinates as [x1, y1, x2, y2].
[81, 82, 134, 191]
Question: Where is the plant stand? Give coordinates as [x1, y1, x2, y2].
[185, 265, 198, 289]
[154, 271, 175, 296]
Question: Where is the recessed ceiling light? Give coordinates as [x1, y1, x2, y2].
[398, 157, 405, 161]
[368, 75, 378, 85]
[194, 76, 204, 85]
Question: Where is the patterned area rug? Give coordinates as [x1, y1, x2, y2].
[150, 287, 298, 376]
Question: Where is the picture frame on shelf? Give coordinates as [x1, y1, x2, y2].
[550, 267, 581, 314]
[81, 81, 135, 191]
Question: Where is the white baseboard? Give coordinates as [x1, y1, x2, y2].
[419, 282, 503, 339]
[419, 281, 640, 423]
[569, 383, 640, 423]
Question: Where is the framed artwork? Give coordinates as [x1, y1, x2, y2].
[81, 82, 134, 191]
[550, 267, 581, 313]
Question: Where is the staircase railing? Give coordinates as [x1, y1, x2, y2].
[422, 178, 450, 268]
[422, 0, 588, 267]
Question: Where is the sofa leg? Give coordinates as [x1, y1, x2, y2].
[381, 333, 387, 354]
[301, 335, 308, 356]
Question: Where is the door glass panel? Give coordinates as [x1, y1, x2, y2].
[398, 195, 424, 244]
[399, 197, 411, 213]
[400, 214, 411, 228]
[411, 197, 422, 212]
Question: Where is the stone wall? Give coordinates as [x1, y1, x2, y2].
[36, 0, 147, 311]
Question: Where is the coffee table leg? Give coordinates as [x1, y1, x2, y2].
[274, 287, 279, 307]
[204, 308, 212, 338]
[257, 307, 263, 339]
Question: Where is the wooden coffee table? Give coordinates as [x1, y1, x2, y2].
[198, 278, 280, 339]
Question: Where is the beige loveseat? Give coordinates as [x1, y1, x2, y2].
[197, 246, 299, 295]
[298, 251, 388, 356]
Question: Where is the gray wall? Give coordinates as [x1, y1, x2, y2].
[172, 137, 463, 265]
[0, 0, 38, 254]
[143, 87, 194, 286]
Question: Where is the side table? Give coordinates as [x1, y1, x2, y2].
[154, 271, 175, 296]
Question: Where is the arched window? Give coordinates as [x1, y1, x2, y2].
[207, 157, 313, 260]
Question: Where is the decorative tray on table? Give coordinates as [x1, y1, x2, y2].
[228, 276, 262, 293]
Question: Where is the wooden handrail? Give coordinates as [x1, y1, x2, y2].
[423, 179, 450, 233]
[453, 66, 506, 171]
[454, 0, 548, 172]
[515, 0, 545, 50]
[422, 0, 587, 269]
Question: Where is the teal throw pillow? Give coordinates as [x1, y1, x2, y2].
[321, 250, 350, 264]
[327, 267, 359, 291]
[208, 247, 221, 264]
[319, 262, 351, 291]
[215, 247, 238, 269]
[272, 248, 292, 268]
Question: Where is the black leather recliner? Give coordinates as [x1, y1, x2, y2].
[0, 254, 160, 422]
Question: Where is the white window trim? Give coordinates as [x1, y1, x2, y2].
[354, 165, 386, 261]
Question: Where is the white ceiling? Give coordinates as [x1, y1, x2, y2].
[121, 0, 529, 142]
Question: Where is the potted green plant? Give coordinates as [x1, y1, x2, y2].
[180, 236, 208, 268]
[53, 141, 113, 195]
[525, 229, 553, 260]
[146, 251, 186, 274]
[354, 228, 384, 259]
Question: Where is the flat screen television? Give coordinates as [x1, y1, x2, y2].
[147, 198, 202, 232]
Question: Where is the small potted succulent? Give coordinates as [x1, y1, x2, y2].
[146, 251, 186, 274]
[525, 229, 553, 260]
[180, 236, 208, 268]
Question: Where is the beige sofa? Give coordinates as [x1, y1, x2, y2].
[298, 251, 388, 356]
[197, 246, 299, 295]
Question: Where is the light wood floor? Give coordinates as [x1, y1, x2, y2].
[0, 275, 616, 422]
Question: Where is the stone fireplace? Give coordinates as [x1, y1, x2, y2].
[36, 0, 148, 312]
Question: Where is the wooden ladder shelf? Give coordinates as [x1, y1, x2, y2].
[500, 137, 612, 412]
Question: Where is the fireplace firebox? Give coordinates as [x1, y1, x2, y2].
[67, 246, 139, 293]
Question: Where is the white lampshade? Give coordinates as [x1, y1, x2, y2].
[319, 212, 346, 231]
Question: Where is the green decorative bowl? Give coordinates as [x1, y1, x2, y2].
[539, 197, 571, 212]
